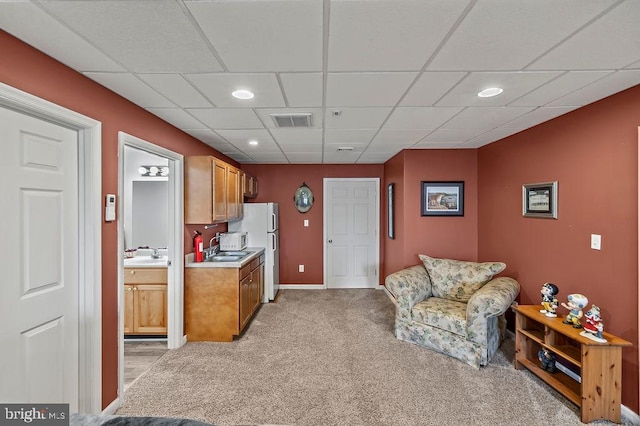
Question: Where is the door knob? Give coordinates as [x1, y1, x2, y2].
[328, 239, 333, 243]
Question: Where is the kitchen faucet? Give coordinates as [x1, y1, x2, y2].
[151, 248, 160, 259]
[206, 233, 221, 258]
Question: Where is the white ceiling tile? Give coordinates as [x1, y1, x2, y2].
[324, 129, 378, 144]
[328, 0, 470, 71]
[280, 73, 323, 107]
[442, 107, 535, 130]
[529, 1, 640, 70]
[323, 152, 360, 164]
[270, 129, 323, 145]
[510, 71, 613, 107]
[83, 72, 175, 108]
[215, 129, 277, 149]
[400, 72, 467, 106]
[419, 129, 480, 143]
[324, 141, 367, 153]
[40, 0, 223, 73]
[254, 108, 323, 129]
[324, 108, 392, 129]
[326, 73, 418, 106]
[383, 107, 464, 129]
[548, 70, 640, 107]
[146, 108, 207, 130]
[225, 152, 255, 163]
[429, 0, 616, 70]
[186, 108, 264, 130]
[186, 73, 285, 107]
[286, 153, 323, 163]
[0, 3, 125, 72]
[412, 141, 465, 149]
[500, 107, 579, 131]
[437, 72, 561, 107]
[246, 152, 289, 163]
[358, 151, 402, 162]
[183, 129, 230, 147]
[462, 128, 524, 148]
[626, 59, 640, 69]
[363, 143, 409, 153]
[281, 144, 323, 153]
[371, 129, 431, 145]
[138, 74, 212, 108]
[185, 0, 322, 72]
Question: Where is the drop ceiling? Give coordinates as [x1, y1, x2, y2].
[1, 0, 639, 164]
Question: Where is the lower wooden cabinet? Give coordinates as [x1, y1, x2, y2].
[124, 268, 168, 336]
[185, 254, 265, 342]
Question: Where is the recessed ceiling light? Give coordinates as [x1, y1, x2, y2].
[477, 87, 503, 98]
[232, 89, 254, 100]
[248, 140, 259, 146]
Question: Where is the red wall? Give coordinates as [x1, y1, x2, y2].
[383, 149, 479, 274]
[0, 31, 233, 409]
[478, 85, 640, 412]
[241, 164, 384, 284]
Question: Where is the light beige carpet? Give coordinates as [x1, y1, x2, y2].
[116, 289, 632, 426]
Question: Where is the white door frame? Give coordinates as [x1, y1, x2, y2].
[0, 83, 102, 413]
[323, 177, 380, 288]
[117, 133, 185, 399]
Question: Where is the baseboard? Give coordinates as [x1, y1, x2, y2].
[622, 405, 640, 425]
[279, 284, 325, 290]
[101, 397, 120, 415]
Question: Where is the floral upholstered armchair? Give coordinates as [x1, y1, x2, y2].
[384, 255, 520, 368]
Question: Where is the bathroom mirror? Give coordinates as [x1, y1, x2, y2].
[293, 182, 314, 213]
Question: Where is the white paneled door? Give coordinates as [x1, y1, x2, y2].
[0, 107, 79, 409]
[325, 179, 379, 288]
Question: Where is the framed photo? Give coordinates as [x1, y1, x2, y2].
[523, 181, 558, 219]
[421, 181, 464, 216]
[387, 183, 395, 239]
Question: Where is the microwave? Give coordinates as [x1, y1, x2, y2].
[219, 232, 248, 251]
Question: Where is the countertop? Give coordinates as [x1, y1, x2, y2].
[124, 248, 169, 268]
[185, 247, 265, 268]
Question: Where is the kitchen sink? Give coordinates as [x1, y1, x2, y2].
[206, 255, 244, 262]
[218, 251, 250, 256]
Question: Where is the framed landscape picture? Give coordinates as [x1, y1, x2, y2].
[421, 181, 464, 216]
[522, 181, 558, 219]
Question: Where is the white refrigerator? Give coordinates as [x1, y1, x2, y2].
[229, 202, 280, 302]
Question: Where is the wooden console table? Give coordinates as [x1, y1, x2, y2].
[513, 304, 631, 423]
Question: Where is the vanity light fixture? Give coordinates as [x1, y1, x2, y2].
[477, 87, 503, 98]
[139, 165, 169, 177]
[232, 89, 255, 100]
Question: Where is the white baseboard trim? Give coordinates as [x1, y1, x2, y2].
[279, 284, 325, 290]
[622, 405, 640, 425]
[101, 397, 120, 415]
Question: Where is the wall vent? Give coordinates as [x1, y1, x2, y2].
[270, 113, 312, 128]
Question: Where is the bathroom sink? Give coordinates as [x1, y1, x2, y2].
[125, 256, 168, 266]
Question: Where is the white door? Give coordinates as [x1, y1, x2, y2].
[325, 179, 379, 288]
[0, 107, 79, 409]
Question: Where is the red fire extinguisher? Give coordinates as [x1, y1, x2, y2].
[193, 230, 204, 262]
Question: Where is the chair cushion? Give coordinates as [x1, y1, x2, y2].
[412, 297, 468, 337]
[419, 254, 506, 302]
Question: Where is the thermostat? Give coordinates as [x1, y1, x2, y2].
[105, 194, 116, 222]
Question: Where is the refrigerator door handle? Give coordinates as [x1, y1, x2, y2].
[271, 213, 276, 232]
[271, 233, 277, 251]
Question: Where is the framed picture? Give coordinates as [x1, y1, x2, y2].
[522, 181, 558, 219]
[421, 181, 464, 216]
[387, 183, 395, 239]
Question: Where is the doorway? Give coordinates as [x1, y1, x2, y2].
[117, 132, 184, 400]
[323, 178, 380, 288]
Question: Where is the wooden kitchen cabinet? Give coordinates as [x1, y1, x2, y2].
[185, 156, 243, 224]
[242, 171, 259, 198]
[185, 254, 265, 342]
[124, 268, 167, 336]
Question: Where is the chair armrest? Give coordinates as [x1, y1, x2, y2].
[384, 265, 432, 321]
[466, 277, 520, 344]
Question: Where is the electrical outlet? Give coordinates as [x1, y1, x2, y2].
[590, 234, 601, 250]
[298, 264, 304, 272]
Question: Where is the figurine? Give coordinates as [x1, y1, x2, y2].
[537, 348, 556, 373]
[539, 282, 559, 317]
[561, 293, 588, 328]
[580, 304, 607, 343]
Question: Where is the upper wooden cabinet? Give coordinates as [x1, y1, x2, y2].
[243, 171, 258, 198]
[185, 156, 244, 224]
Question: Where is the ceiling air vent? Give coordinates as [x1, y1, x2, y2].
[270, 113, 312, 128]
[337, 146, 354, 152]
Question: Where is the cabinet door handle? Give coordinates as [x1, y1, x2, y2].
[126, 287, 132, 291]
[132, 287, 137, 291]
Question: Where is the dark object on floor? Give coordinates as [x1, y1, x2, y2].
[72, 414, 213, 426]
[538, 348, 557, 373]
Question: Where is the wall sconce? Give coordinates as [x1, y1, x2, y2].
[138, 165, 169, 177]
[293, 182, 314, 213]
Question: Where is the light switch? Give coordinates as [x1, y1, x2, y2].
[304, 219, 309, 227]
[299, 264, 305, 272]
[591, 234, 601, 250]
